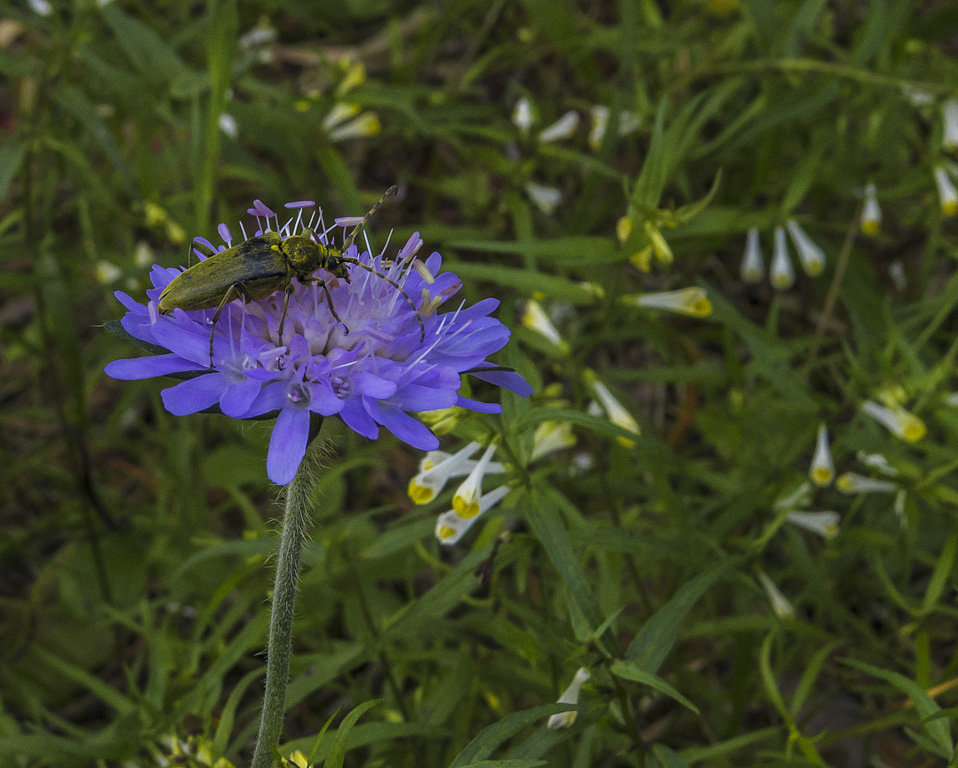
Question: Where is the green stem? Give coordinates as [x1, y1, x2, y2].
[251, 419, 342, 768]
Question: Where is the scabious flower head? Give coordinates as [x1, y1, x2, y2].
[106, 200, 532, 485]
[785, 219, 825, 276]
[770, 226, 795, 290]
[741, 227, 764, 283]
[621, 287, 712, 318]
[861, 183, 881, 236]
[861, 400, 926, 442]
[934, 166, 958, 216]
[809, 423, 835, 487]
[547, 667, 590, 729]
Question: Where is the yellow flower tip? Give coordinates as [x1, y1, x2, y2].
[810, 467, 834, 486]
[742, 266, 762, 282]
[772, 272, 794, 290]
[547, 711, 578, 729]
[453, 494, 481, 519]
[437, 524, 457, 541]
[294, 99, 311, 113]
[861, 219, 880, 236]
[835, 474, 855, 493]
[616, 216, 633, 243]
[615, 434, 638, 448]
[287, 750, 311, 768]
[803, 258, 824, 277]
[944, 201, 958, 217]
[901, 416, 926, 442]
[629, 247, 653, 272]
[407, 479, 436, 505]
[691, 295, 713, 317]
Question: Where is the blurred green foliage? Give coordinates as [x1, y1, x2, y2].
[3, 0, 958, 766]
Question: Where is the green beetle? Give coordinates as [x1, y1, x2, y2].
[157, 188, 423, 366]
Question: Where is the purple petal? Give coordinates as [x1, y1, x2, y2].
[220, 377, 262, 417]
[218, 223, 232, 243]
[353, 371, 397, 398]
[394, 384, 458, 412]
[105, 354, 204, 380]
[267, 407, 310, 485]
[284, 200, 315, 209]
[368, 403, 439, 450]
[469, 369, 533, 396]
[307, 381, 344, 416]
[115, 290, 146, 313]
[244, 381, 290, 417]
[161, 373, 229, 415]
[456, 395, 503, 414]
[340, 398, 379, 439]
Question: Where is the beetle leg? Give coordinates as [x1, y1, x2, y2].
[207, 283, 246, 367]
[277, 284, 294, 342]
[303, 277, 350, 335]
[343, 259, 425, 342]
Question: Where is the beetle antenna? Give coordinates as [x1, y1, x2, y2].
[342, 186, 399, 252]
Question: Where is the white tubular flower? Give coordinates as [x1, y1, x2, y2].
[856, 451, 899, 476]
[809, 423, 835, 487]
[525, 182, 562, 215]
[408, 442, 484, 504]
[538, 110, 580, 143]
[741, 227, 764, 283]
[947, 392, 958, 406]
[327, 112, 381, 141]
[218, 112, 238, 138]
[861, 400, 926, 443]
[435, 485, 509, 545]
[29, 0, 53, 15]
[888, 260, 906, 291]
[861, 183, 881, 236]
[513, 97, 534, 134]
[587, 373, 640, 447]
[621, 287, 712, 318]
[770, 226, 795, 290]
[547, 668, 590, 729]
[786, 219, 825, 276]
[96, 260, 123, 285]
[757, 572, 794, 619]
[531, 421, 576, 461]
[934, 166, 958, 217]
[902, 84, 934, 106]
[588, 106, 641, 149]
[773, 481, 812, 511]
[589, 105, 610, 149]
[787, 511, 839, 540]
[323, 103, 361, 131]
[894, 490, 907, 525]
[836, 472, 898, 494]
[522, 300, 564, 348]
[943, 99, 958, 151]
[453, 443, 499, 519]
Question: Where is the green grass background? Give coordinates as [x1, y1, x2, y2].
[3, 1, 958, 766]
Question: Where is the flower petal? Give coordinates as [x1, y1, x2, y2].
[105, 354, 204, 380]
[220, 377, 262, 417]
[161, 373, 230, 415]
[468, 368, 534, 396]
[369, 403, 439, 450]
[340, 398, 379, 439]
[456, 395, 503, 414]
[267, 407, 310, 485]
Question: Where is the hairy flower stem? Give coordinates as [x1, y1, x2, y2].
[251, 418, 343, 768]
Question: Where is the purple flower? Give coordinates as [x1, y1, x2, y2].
[106, 200, 532, 485]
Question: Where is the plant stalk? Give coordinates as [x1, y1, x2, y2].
[251, 419, 342, 768]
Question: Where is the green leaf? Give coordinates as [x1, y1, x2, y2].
[626, 560, 734, 673]
[651, 744, 693, 768]
[610, 661, 700, 714]
[323, 699, 383, 768]
[842, 658, 953, 756]
[523, 487, 611, 651]
[449, 703, 579, 767]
